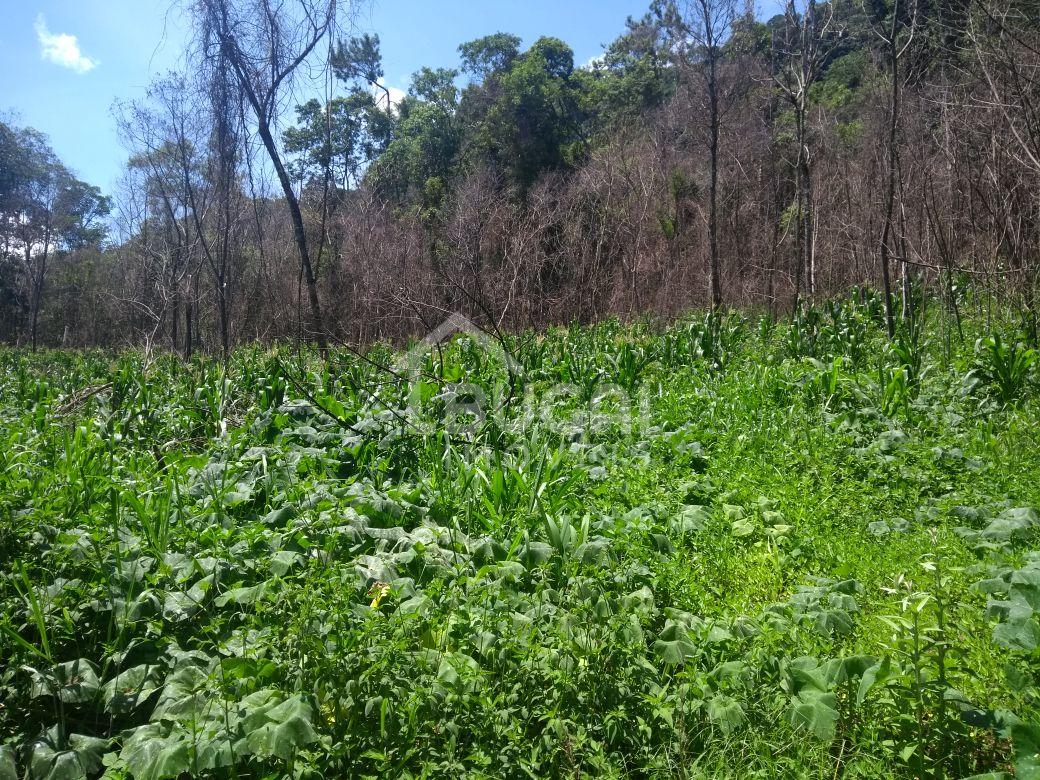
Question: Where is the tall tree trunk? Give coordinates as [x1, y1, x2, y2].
[170, 238, 180, 352]
[28, 244, 49, 353]
[796, 102, 815, 300]
[792, 104, 807, 315]
[185, 271, 195, 359]
[255, 117, 327, 351]
[171, 294, 180, 351]
[804, 150, 815, 297]
[879, 3, 902, 339]
[216, 286, 230, 358]
[708, 54, 723, 310]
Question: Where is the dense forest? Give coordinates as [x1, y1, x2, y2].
[1, 0, 1039, 351]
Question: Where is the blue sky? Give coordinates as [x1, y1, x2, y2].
[1, 0, 664, 194]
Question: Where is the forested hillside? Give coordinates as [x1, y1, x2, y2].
[1, 0, 1038, 350]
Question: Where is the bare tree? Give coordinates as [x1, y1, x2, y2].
[970, 0, 1040, 175]
[662, 0, 741, 310]
[866, 0, 920, 337]
[203, 52, 244, 357]
[117, 75, 210, 357]
[968, 0, 1040, 339]
[188, 0, 341, 350]
[772, 0, 838, 306]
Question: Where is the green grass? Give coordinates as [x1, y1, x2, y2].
[2, 294, 1040, 778]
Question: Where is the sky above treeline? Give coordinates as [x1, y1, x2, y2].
[0, 1, 780, 195]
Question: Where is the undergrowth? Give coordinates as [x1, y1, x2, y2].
[2, 293, 1040, 778]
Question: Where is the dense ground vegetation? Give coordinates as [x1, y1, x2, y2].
[3, 294, 1040, 777]
[2, 0, 1039, 351]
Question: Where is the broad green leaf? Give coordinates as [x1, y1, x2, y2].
[857, 657, 893, 705]
[270, 551, 303, 576]
[28, 732, 108, 780]
[30, 750, 85, 780]
[621, 586, 655, 614]
[651, 533, 673, 553]
[517, 541, 553, 569]
[437, 657, 459, 686]
[29, 659, 100, 703]
[151, 665, 213, 721]
[102, 664, 163, 713]
[214, 583, 268, 608]
[654, 622, 697, 666]
[983, 510, 1037, 542]
[119, 725, 190, 780]
[994, 618, 1040, 651]
[840, 655, 877, 680]
[723, 505, 745, 522]
[788, 657, 843, 693]
[222, 479, 255, 507]
[578, 538, 612, 565]
[974, 577, 1009, 595]
[671, 505, 709, 534]
[0, 746, 14, 780]
[468, 537, 506, 565]
[1012, 722, 1040, 780]
[714, 660, 749, 682]
[813, 609, 854, 637]
[1011, 569, 1040, 611]
[830, 579, 861, 595]
[262, 506, 295, 526]
[867, 520, 892, 536]
[706, 695, 745, 735]
[765, 524, 792, 539]
[162, 590, 200, 623]
[789, 691, 838, 741]
[705, 623, 733, 643]
[731, 519, 755, 538]
[194, 737, 235, 772]
[240, 696, 318, 760]
[1007, 662, 1033, 694]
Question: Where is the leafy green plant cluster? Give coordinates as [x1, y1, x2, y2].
[2, 298, 1040, 778]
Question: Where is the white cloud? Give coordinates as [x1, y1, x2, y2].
[581, 54, 606, 71]
[35, 14, 98, 74]
[372, 78, 406, 113]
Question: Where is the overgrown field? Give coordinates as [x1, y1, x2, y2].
[4, 294, 1040, 778]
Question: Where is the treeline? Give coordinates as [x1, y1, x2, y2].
[2, 0, 1039, 352]
[0, 124, 110, 348]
